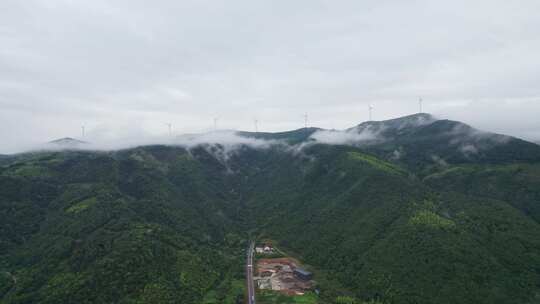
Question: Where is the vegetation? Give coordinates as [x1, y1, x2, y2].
[346, 152, 407, 176]
[408, 210, 456, 229]
[257, 290, 318, 304]
[0, 148, 247, 304]
[1, 114, 540, 303]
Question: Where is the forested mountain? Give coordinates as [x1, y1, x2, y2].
[238, 113, 540, 169]
[0, 155, 12, 166]
[0, 148, 247, 303]
[353, 114, 540, 169]
[238, 127, 321, 144]
[1, 114, 540, 304]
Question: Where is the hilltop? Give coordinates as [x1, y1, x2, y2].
[236, 113, 540, 168]
[47, 137, 88, 149]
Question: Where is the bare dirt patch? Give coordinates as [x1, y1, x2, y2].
[254, 258, 314, 296]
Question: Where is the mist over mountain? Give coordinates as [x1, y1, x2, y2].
[2, 1, 540, 302]
[1, 114, 540, 304]
[47, 137, 88, 149]
[27, 114, 540, 165]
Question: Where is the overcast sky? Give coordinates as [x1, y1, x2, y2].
[1, 0, 540, 153]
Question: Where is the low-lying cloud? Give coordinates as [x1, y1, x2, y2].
[176, 131, 277, 150]
[309, 128, 380, 146]
[29, 130, 280, 155]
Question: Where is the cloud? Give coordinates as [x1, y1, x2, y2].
[391, 149, 403, 160]
[448, 122, 512, 149]
[459, 144, 479, 155]
[175, 130, 283, 163]
[176, 130, 278, 150]
[431, 155, 448, 167]
[27, 130, 281, 158]
[1, 0, 540, 153]
[309, 128, 379, 146]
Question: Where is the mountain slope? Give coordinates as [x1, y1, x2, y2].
[0, 148, 246, 304]
[237, 127, 321, 144]
[423, 163, 540, 223]
[1, 114, 540, 304]
[234, 113, 540, 171]
[232, 144, 540, 304]
[345, 114, 540, 170]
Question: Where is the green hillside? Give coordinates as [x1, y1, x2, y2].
[0, 148, 246, 304]
[237, 144, 540, 303]
[237, 128, 320, 144]
[352, 115, 540, 170]
[1, 114, 540, 304]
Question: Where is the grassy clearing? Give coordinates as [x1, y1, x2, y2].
[346, 152, 406, 176]
[409, 210, 456, 229]
[257, 290, 318, 304]
[65, 197, 98, 214]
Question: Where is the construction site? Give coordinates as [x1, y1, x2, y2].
[253, 257, 315, 296]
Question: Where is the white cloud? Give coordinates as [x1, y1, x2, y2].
[26, 130, 280, 156]
[459, 144, 479, 155]
[309, 128, 379, 146]
[176, 131, 277, 150]
[1, 0, 540, 153]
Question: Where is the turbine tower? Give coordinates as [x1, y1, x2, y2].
[165, 123, 172, 137]
[419, 97, 423, 113]
[213, 117, 219, 131]
[304, 113, 308, 129]
[369, 104, 374, 121]
[81, 125, 85, 138]
[254, 119, 259, 133]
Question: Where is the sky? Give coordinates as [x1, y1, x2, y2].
[1, 0, 540, 153]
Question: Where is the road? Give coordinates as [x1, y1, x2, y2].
[246, 241, 256, 304]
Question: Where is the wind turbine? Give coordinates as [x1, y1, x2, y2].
[254, 119, 259, 133]
[419, 97, 423, 113]
[165, 123, 172, 137]
[304, 113, 308, 129]
[81, 125, 85, 138]
[368, 104, 374, 121]
[213, 117, 219, 131]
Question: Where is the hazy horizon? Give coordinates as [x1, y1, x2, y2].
[3, 112, 538, 155]
[2, 1, 540, 153]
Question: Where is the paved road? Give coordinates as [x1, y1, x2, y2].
[246, 242, 256, 304]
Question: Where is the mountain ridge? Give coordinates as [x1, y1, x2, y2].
[1, 114, 540, 303]
[6, 114, 537, 161]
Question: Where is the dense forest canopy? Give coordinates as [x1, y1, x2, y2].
[1, 114, 540, 304]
